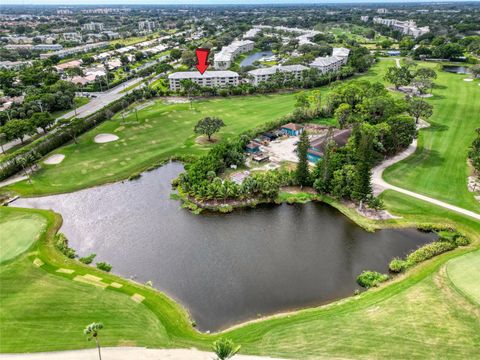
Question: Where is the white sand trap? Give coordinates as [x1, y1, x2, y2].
[131, 293, 145, 303]
[464, 78, 473, 82]
[44, 154, 65, 165]
[94, 133, 119, 143]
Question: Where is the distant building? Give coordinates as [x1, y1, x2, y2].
[63, 32, 82, 42]
[247, 65, 309, 86]
[360, 16, 369, 22]
[139, 20, 156, 32]
[373, 17, 429, 38]
[310, 47, 350, 73]
[168, 71, 239, 91]
[4, 44, 33, 50]
[83, 22, 104, 32]
[243, 27, 261, 39]
[57, 9, 73, 15]
[39, 42, 108, 59]
[54, 60, 82, 72]
[0, 61, 30, 69]
[213, 40, 254, 70]
[281, 123, 304, 137]
[377, 8, 388, 14]
[102, 31, 121, 39]
[33, 44, 63, 51]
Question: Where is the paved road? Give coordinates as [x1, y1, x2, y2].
[0, 347, 286, 360]
[372, 139, 480, 221]
[59, 77, 145, 120]
[1, 77, 146, 152]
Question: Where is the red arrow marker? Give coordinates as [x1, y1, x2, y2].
[195, 48, 210, 75]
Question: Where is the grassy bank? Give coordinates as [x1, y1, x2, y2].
[383, 63, 480, 213]
[1, 190, 479, 356]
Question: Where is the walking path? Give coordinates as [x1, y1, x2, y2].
[372, 140, 480, 221]
[0, 347, 287, 360]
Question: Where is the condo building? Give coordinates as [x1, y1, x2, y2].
[247, 65, 309, 86]
[168, 71, 239, 91]
[213, 40, 254, 70]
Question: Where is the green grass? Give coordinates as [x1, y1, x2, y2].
[1, 191, 479, 357]
[0, 211, 46, 263]
[0, 206, 201, 353]
[3, 58, 479, 357]
[384, 63, 480, 213]
[446, 250, 480, 305]
[3, 59, 391, 197]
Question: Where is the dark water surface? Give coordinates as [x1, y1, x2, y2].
[14, 162, 435, 331]
[442, 65, 471, 74]
[240, 50, 274, 67]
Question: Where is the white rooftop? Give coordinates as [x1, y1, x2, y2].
[310, 56, 342, 67]
[332, 47, 350, 58]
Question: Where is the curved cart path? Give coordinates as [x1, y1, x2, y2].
[0, 347, 287, 360]
[372, 139, 480, 221]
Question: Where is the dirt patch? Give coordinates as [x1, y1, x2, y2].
[195, 135, 219, 145]
[281, 186, 316, 194]
[94, 133, 119, 144]
[44, 154, 65, 165]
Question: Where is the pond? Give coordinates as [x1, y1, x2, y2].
[13, 162, 435, 332]
[240, 50, 274, 67]
[442, 65, 471, 74]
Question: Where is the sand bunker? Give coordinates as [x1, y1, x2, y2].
[464, 78, 474, 82]
[94, 133, 119, 143]
[44, 154, 65, 165]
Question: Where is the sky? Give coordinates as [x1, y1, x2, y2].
[2, 0, 479, 5]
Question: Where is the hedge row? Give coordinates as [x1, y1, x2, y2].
[389, 230, 471, 273]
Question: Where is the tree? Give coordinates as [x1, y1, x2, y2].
[194, 117, 225, 141]
[296, 130, 311, 187]
[407, 98, 433, 124]
[469, 128, 480, 173]
[84, 322, 104, 360]
[385, 115, 417, 154]
[294, 92, 309, 110]
[352, 125, 375, 204]
[213, 338, 240, 360]
[31, 112, 54, 133]
[0, 132, 6, 154]
[334, 103, 353, 128]
[169, 48, 182, 61]
[58, 117, 83, 144]
[471, 64, 480, 79]
[2, 119, 35, 144]
[384, 65, 413, 89]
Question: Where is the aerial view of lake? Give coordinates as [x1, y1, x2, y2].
[13, 162, 435, 332]
[240, 50, 274, 67]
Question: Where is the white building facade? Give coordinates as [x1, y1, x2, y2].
[213, 40, 254, 70]
[247, 65, 309, 86]
[373, 17, 429, 38]
[168, 71, 239, 91]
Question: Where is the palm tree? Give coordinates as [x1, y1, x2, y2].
[213, 338, 240, 360]
[84, 322, 104, 360]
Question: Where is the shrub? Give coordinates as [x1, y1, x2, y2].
[79, 253, 96, 264]
[389, 258, 409, 273]
[356, 271, 389, 288]
[54, 233, 76, 259]
[96, 262, 112, 272]
[455, 236, 470, 247]
[406, 241, 457, 266]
